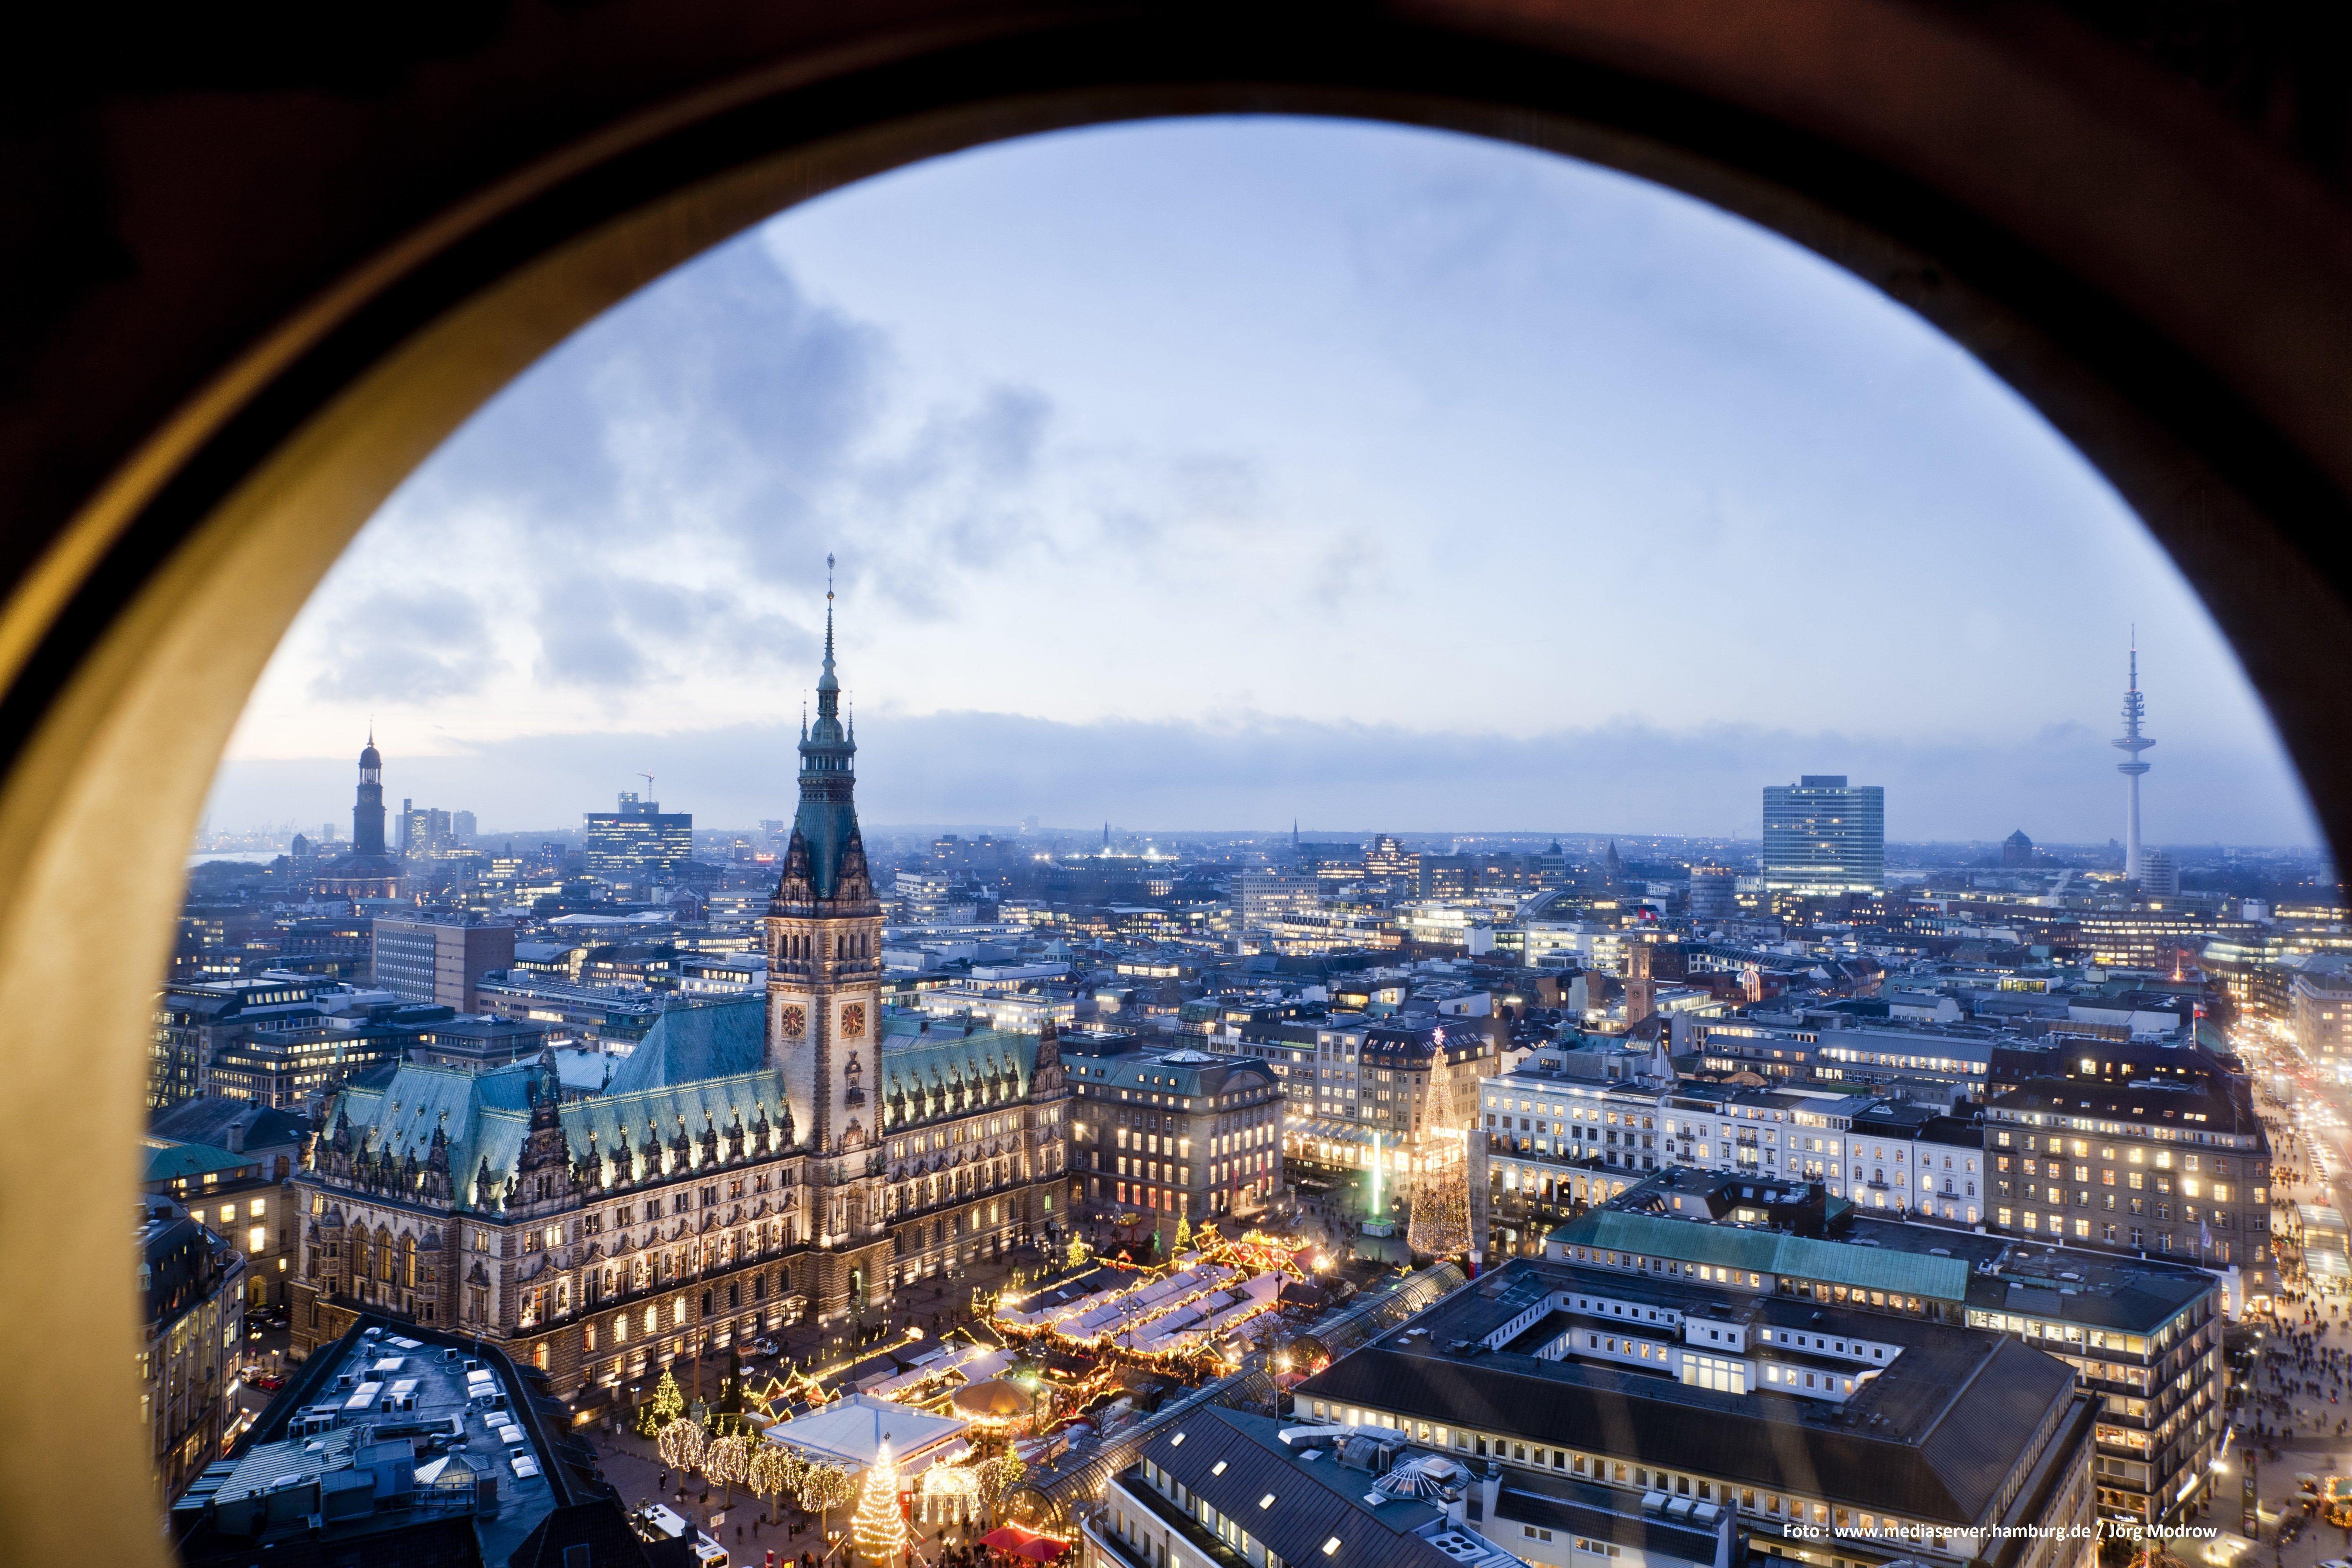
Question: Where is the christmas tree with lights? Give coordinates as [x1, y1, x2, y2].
[850, 1439, 907, 1566]
[1407, 1055, 1472, 1259]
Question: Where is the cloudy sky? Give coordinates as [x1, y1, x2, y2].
[205, 116, 2318, 846]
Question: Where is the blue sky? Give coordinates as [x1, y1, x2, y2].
[206, 117, 2319, 845]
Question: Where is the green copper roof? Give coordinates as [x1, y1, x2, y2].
[142, 1138, 256, 1184]
[1550, 1209, 1970, 1303]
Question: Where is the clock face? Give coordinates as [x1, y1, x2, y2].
[841, 1003, 867, 1040]
[778, 1004, 806, 1039]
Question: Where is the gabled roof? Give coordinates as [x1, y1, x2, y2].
[142, 1138, 259, 1184]
[150, 1096, 311, 1152]
[336, 1061, 533, 1202]
[879, 1019, 1039, 1127]
[606, 997, 765, 1094]
[562, 1072, 791, 1170]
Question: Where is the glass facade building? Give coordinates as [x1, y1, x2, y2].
[583, 791, 694, 883]
[1760, 775, 1884, 892]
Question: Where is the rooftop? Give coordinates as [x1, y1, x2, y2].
[1128, 1406, 1538, 1568]
[172, 1317, 584, 1566]
[1292, 1255, 2079, 1527]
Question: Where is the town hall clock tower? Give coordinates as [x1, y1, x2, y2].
[764, 570, 892, 1317]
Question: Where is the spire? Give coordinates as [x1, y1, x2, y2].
[777, 554, 865, 904]
[817, 552, 838, 707]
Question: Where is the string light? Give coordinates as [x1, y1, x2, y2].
[850, 1439, 908, 1565]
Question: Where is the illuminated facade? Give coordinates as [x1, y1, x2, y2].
[583, 791, 694, 884]
[1986, 1075, 2271, 1283]
[291, 598, 1071, 1400]
[1760, 775, 1883, 892]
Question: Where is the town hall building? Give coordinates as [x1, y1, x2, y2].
[289, 598, 1072, 1401]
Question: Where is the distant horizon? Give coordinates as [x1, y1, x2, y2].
[208, 117, 2324, 848]
[194, 818, 2332, 858]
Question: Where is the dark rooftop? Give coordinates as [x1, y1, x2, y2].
[1292, 1256, 2080, 1528]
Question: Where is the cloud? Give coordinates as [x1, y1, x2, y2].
[304, 588, 497, 702]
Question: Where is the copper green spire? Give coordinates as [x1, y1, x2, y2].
[816, 551, 839, 711]
[789, 554, 859, 897]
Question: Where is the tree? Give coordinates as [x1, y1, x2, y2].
[658, 1415, 709, 1477]
[976, 1453, 1026, 1521]
[749, 1444, 806, 1523]
[1407, 1063, 1471, 1260]
[651, 1369, 686, 1426]
[850, 1439, 908, 1565]
[1065, 1234, 1090, 1270]
[635, 1366, 689, 1438]
[705, 1433, 752, 1506]
[797, 1460, 857, 1532]
[1172, 1215, 1193, 1254]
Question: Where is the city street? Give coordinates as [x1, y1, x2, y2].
[2210, 1027, 2352, 1568]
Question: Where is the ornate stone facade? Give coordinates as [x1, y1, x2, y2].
[289, 608, 1070, 1399]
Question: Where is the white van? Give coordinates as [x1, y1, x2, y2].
[635, 1504, 729, 1567]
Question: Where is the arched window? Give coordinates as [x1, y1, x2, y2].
[376, 1228, 395, 1282]
[401, 1233, 418, 1288]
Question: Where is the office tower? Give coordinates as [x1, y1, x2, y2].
[1760, 775, 1885, 892]
[582, 789, 692, 882]
[369, 913, 516, 1011]
[1364, 833, 1418, 892]
[2138, 847, 2179, 898]
[2114, 636, 2155, 882]
[397, 801, 467, 859]
[1688, 864, 1738, 921]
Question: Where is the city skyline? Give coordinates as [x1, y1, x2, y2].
[206, 116, 2318, 844]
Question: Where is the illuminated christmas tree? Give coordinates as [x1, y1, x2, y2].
[651, 1368, 686, 1426]
[637, 1366, 688, 1436]
[851, 1439, 908, 1566]
[1406, 1055, 1472, 1259]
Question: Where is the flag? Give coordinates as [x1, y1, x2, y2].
[2201, 1219, 2214, 1253]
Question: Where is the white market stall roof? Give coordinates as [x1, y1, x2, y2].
[762, 1393, 968, 1473]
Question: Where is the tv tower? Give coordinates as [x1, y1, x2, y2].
[2112, 632, 2155, 882]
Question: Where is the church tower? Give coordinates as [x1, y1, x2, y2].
[353, 730, 387, 855]
[764, 567, 885, 1178]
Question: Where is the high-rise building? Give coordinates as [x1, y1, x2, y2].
[2115, 636, 2156, 882]
[1687, 864, 1738, 921]
[2138, 846, 2179, 898]
[582, 790, 692, 884]
[1364, 832, 1418, 891]
[395, 801, 475, 858]
[1760, 775, 1884, 892]
[2001, 828, 2035, 867]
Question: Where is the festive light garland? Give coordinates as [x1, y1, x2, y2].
[849, 1439, 908, 1565]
